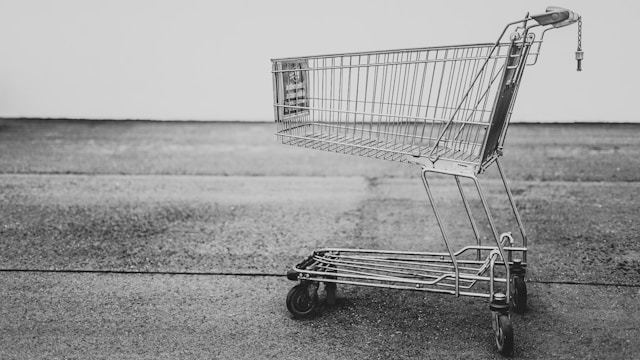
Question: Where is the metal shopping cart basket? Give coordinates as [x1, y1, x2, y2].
[271, 6, 582, 356]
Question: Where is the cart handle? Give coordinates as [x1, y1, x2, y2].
[530, 6, 580, 28]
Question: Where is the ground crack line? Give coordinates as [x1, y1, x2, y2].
[0, 268, 283, 277]
[1, 268, 639, 288]
[529, 279, 640, 288]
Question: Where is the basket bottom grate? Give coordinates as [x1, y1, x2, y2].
[277, 123, 482, 164]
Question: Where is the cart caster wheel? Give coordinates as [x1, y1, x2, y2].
[510, 276, 527, 314]
[286, 283, 318, 318]
[494, 314, 514, 356]
[325, 283, 337, 306]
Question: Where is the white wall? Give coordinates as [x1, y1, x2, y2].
[0, 0, 636, 122]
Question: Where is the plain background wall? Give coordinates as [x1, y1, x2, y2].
[0, 0, 635, 122]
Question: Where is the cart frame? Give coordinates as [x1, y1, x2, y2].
[272, 6, 581, 356]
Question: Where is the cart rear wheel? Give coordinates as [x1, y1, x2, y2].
[511, 276, 527, 314]
[286, 284, 318, 318]
[325, 282, 337, 306]
[495, 314, 514, 356]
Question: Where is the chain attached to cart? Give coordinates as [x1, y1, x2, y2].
[575, 17, 583, 71]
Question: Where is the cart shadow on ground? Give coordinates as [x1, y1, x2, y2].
[279, 283, 499, 359]
[275, 280, 638, 359]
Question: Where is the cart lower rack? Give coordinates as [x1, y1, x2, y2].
[272, 6, 581, 356]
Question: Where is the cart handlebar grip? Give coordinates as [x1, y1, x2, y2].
[530, 6, 580, 28]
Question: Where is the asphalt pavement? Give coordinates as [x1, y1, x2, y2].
[0, 119, 638, 359]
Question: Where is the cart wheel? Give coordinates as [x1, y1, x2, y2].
[286, 283, 318, 318]
[325, 282, 337, 306]
[510, 276, 527, 314]
[494, 314, 514, 356]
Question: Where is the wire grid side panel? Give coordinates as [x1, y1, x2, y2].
[274, 43, 513, 163]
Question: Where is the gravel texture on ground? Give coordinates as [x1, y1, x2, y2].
[1, 119, 640, 181]
[0, 119, 639, 359]
[1, 273, 638, 360]
[1, 175, 639, 286]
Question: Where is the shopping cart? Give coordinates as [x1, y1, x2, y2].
[271, 6, 582, 356]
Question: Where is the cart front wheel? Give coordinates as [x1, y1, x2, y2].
[495, 314, 514, 356]
[286, 284, 318, 318]
[511, 276, 527, 314]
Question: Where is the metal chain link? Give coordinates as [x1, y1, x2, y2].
[577, 17, 582, 51]
[576, 17, 583, 71]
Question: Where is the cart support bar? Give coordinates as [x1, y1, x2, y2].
[531, 6, 580, 28]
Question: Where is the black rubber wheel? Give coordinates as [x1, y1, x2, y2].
[286, 284, 318, 318]
[511, 276, 528, 314]
[325, 282, 337, 306]
[495, 314, 514, 356]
